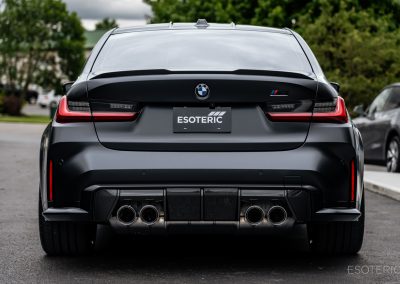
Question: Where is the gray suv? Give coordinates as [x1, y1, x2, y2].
[353, 83, 400, 172]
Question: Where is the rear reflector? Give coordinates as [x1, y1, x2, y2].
[56, 96, 137, 123]
[350, 160, 356, 202]
[267, 97, 348, 123]
[49, 160, 53, 202]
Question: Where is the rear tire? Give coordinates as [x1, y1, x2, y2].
[39, 194, 96, 256]
[386, 136, 400, 173]
[308, 195, 365, 255]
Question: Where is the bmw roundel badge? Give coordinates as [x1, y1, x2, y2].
[195, 83, 210, 100]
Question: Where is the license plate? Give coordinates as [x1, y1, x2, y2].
[173, 107, 231, 133]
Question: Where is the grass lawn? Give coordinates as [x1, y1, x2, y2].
[0, 114, 51, 124]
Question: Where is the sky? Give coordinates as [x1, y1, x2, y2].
[63, 0, 152, 30]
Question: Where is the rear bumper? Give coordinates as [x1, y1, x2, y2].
[43, 185, 361, 228]
[43, 208, 90, 222]
[48, 142, 359, 209]
[41, 121, 364, 231]
[43, 206, 361, 223]
[313, 208, 361, 222]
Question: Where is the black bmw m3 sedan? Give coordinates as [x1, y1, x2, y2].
[39, 20, 365, 255]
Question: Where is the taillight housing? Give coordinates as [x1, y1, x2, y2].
[266, 97, 348, 123]
[55, 96, 138, 123]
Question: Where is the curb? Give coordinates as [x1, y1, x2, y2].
[364, 171, 400, 202]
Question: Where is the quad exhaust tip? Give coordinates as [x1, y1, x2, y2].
[267, 205, 288, 225]
[116, 205, 137, 225]
[139, 205, 160, 225]
[245, 205, 265, 225]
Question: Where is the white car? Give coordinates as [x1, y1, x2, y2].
[37, 89, 61, 108]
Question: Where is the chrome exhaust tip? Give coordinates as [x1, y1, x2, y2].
[116, 205, 137, 225]
[245, 205, 265, 225]
[267, 205, 288, 225]
[139, 205, 160, 225]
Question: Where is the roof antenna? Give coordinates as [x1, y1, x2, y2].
[169, 21, 173, 28]
[195, 19, 209, 28]
[230, 22, 236, 28]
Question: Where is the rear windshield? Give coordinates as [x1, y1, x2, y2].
[92, 29, 313, 75]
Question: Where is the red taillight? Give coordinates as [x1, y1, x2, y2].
[312, 97, 348, 123]
[56, 96, 91, 123]
[49, 160, 53, 202]
[92, 112, 137, 122]
[55, 96, 137, 123]
[350, 160, 356, 202]
[266, 112, 312, 122]
[267, 97, 348, 123]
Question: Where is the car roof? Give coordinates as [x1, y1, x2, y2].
[113, 21, 291, 35]
[385, 83, 400, 88]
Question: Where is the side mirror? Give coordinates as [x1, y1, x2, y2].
[353, 104, 365, 117]
[330, 82, 340, 93]
[62, 82, 74, 94]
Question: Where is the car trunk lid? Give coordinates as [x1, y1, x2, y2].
[88, 72, 318, 151]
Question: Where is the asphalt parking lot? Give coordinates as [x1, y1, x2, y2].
[0, 122, 399, 283]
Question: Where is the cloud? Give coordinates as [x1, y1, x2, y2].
[64, 0, 152, 20]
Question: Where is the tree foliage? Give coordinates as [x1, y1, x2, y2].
[298, 0, 400, 107]
[0, 0, 85, 96]
[145, 0, 400, 107]
[95, 18, 119, 30]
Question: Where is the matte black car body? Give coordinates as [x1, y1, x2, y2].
[353, 83, 400, 172]
[39, 22, 364, 255]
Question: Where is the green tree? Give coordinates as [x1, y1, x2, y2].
[0, 0, 85, 99]
[297, 0, 400, 107]
[145, 0, 400, 28]
[95, 18, 119, 30]
[145, 0, 230, 23]
[144, 0, 307, 25]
